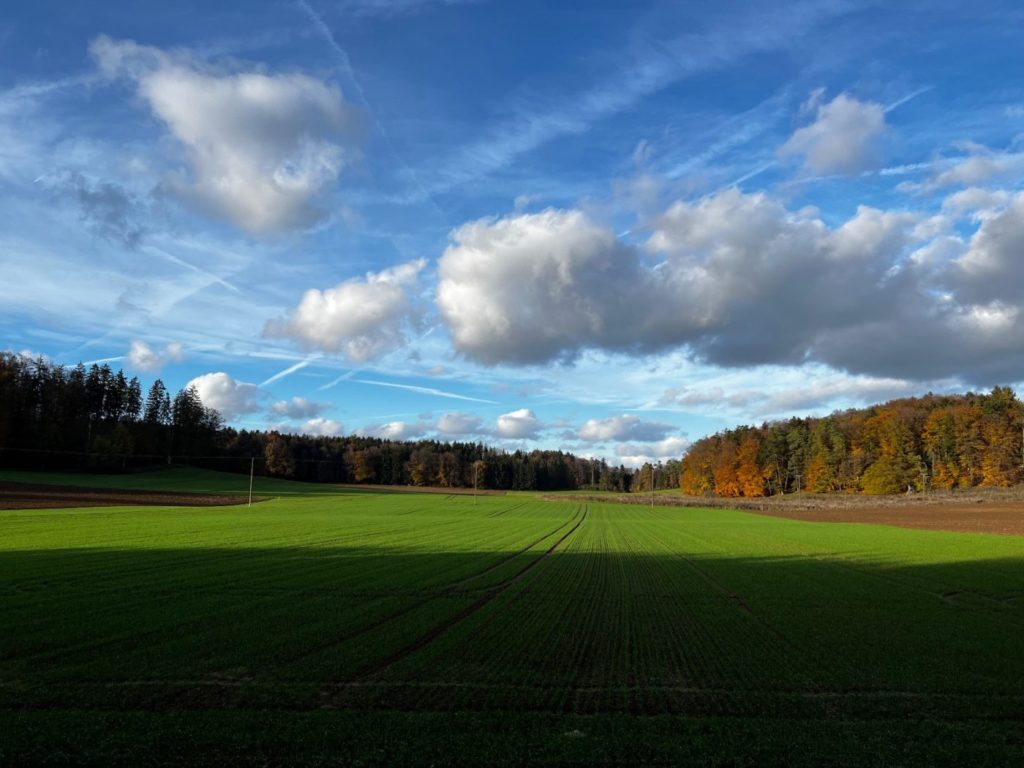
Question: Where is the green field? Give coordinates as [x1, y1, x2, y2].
[3, 470, 1024, 765]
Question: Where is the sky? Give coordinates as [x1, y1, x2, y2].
[2, 0, 1024, 467]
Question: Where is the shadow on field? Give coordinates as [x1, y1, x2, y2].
[3, 545, 1024, 765]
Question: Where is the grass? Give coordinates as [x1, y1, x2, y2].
[2, 468, 1024, 765]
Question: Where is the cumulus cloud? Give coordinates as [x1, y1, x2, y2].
[90, 35, 357, 234]
[186, 372, 261, 420]
[437, 193, 913, 370]
[127, 340, 184, 372]
[433, 186, 1024, 384]
[950, 193, 1024, 305]
[358, 420, 429, 440]
[436, 412, 484, 435]
[778, 90, 886, 174]
[578, 414, 672, 442]
[615, 436, 690, 468]
[297, 417, 343, 437]
[265, 259, 425, 361]
[436, 209, 644, 365]
[930, 147, 1024, 189]
[941, 187, 1010, 217]
[496, 408, 542, 438]
[270, 396, 326, 419]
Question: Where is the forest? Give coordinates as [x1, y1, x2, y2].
[0, 353, 677, 492]
[681, 387, 1024, 496]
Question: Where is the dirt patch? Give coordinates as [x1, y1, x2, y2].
[745, 502, 1024, 536]
[0, 481, 260, 510]
[557, 489, 1024, 535]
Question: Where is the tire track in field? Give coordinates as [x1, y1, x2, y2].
[665, 528, 833, 693]
[271, 505, 584, 671]
[337, 505, 589, 687]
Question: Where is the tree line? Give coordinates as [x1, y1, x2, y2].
[0, 353, 678, 492]
[680, 387, 1024, 496]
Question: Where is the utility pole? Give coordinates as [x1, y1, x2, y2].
[650, 464, 656, 508]
[248, 457, 254, 508]
[473, 460, 478, 505]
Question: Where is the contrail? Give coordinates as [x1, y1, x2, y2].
[260, 354, 320, 387]
[296, 0, 450, 226]
[355, 379, 499, 404]
[885, 86, 933, 113]
[145, 245, 241, 293]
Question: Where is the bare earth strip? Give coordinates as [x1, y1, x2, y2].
[558, 490, 1024, 535]
[745, 502, 1024, 536]
[0, 481, 259, 509]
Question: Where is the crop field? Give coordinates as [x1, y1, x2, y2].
[3, 470, 1024, 765]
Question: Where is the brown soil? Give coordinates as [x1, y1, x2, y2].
[0, 481, 259, 510]
[746, 502, 1024, 536]
[560, 490, 1024, 536]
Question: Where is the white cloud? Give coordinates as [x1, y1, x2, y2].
[952, 193, 1024, 304]
[265, 259, 425, 361]
[11, 348, 50, 362]
[930, 149, 1024, 189]
[90, 36, 356, 234]
[436, 412, 483, 435]
[298, 417, 343, 437]
[127, 339, 184, 372]
[578, 414, 671, 442]
[435, 192, 917, 373]
[496, 408, 542, 438]
[432, 188, 1024, 383]
[278, 417, 344, 437]
[942, 187, 1010, 217]
[658, 370, 935, 418]
[270, 396, 326, 419]
[186, 372, 261, 420]
[358, 420, 429, 440]
[436, 209, 642, 365]
[615, 436, 690, 468]
[778, 91, 886, 174]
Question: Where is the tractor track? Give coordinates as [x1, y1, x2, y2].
[332, 505, 589, 692]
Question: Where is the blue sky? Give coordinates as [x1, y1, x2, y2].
[3, 0, 1024, 466]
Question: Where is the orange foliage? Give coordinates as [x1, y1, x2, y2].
[713, 440, 741, 497]
[736, 433, 764, 497]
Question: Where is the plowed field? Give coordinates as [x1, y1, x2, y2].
[0, 481, 255, 509]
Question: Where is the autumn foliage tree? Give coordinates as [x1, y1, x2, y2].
[681, 387, 1024, 497]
